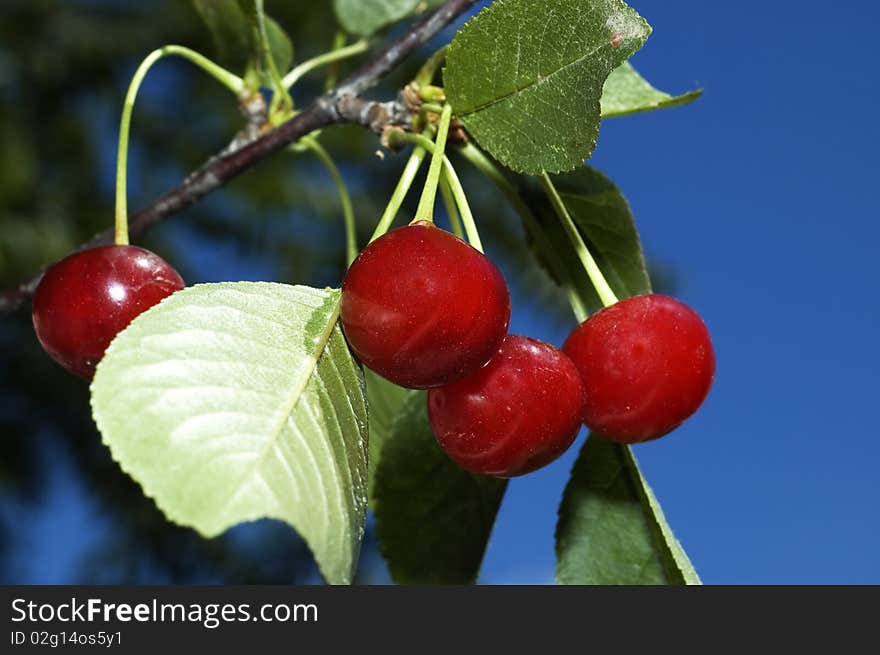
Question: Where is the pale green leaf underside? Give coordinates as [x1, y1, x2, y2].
[373, 393, 507, 583]
[445, 0, 651, 174]
[333, 0, 419, 36]
[601, 61, 702, 118]
[556, 436, 700, 584]
[90, 282, 368, 585]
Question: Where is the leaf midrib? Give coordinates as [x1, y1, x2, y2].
[224, 294, 342, 513]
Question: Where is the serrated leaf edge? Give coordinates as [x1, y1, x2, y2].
[90, 282, 364, 584]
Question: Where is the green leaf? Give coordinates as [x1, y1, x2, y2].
[263, 16, 294, 76]
[556, 435, 700, 584]
[601, 62, 702, 118]
[518, 165, 650, 314]
[192, 0, 293, 81]
[372, 393, 507, 584]
[333, 0, 419, 37]
[444, 0, 651, 174]
[363, 369, 411, 500]
[193, 0, 255, 71]
[90, 282, 368, 585]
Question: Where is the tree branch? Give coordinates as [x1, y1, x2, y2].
[1, 0, 477, 313]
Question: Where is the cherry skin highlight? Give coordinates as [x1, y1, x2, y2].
[340, 221, 510, 389]
[32, 245, 185, 380]
[563, 293, 715, 444]
[427, 335, 585, 477]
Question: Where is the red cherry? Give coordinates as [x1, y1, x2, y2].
[563, 294, 715, 444]
[32, 245, 184, 380]
[427, 335, 584, 477]
[340, 222, 510, 389]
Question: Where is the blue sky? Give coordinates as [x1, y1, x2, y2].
[480, 0, 880, 583]
[5, 0, 879, 584]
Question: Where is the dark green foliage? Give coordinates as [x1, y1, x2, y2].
[372, 393, 507, 583]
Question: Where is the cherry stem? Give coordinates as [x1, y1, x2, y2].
[255, 0, 294, 117]
[414, 104, 453, 224]
[392, 131, 483, 252]
[414, 45, 448, 87]
[540, 171, 619, 308]
[300, 136, 358, 266]
[440, 175, 464, 239]
[114, 46, 243, 246]
[418, 84, 447, 103]
[370, 144, 429, 243]
[324, 32, 347, 92]
[456, 143, 588, 321]
[283, 38, 370, 90]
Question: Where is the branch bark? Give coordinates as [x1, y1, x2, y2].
[1, 0, 477, 313]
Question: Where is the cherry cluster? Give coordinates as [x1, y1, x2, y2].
[30, 222, 714, 481]
[26, 22, 714, 491]
[340, 222, 715, 478]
